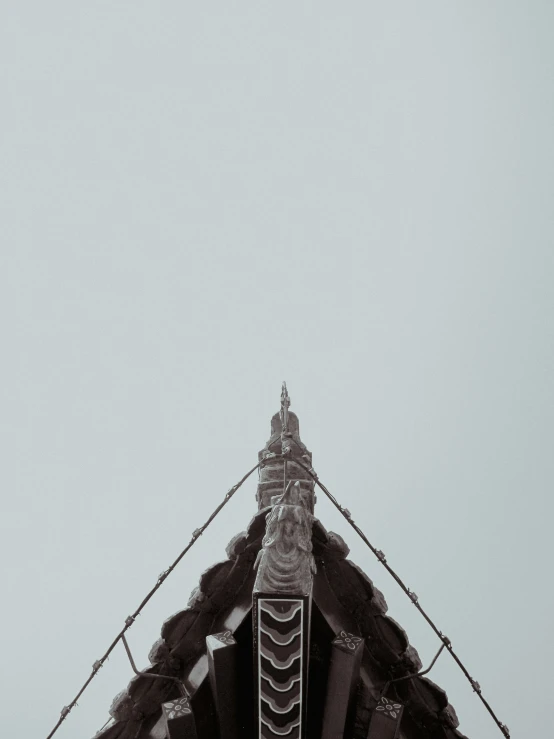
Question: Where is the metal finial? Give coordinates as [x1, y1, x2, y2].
[280, 382, 290, 432]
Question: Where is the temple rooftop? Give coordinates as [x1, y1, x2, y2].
[94, 386, 468, 739]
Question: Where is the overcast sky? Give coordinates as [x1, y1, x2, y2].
[3, 2, 553, 737]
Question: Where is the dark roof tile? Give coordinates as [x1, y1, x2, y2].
[93, 722, 125, 739]
[243, 509, 269, 543]
[346, 561, 388, 614]
[326, 531, 350, 558]
[440, 703, 460, 729]
[147, 637, 169, 664]
[127, 668, 176, 719]
[168, 611, 216, 662]
[160, 609, 197, 646]
[400, 644, 423, 673]
[396, 676, 449, 723]
[95, 509, 469, 738]
[225, 531, 248, 559]
[109, 690, 133, 721]
[372, 614, 410, 659]
[199, 560, 234, 597]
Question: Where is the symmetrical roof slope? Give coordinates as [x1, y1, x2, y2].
[95, 513, 467, 739]
[94, 395, 468, 739]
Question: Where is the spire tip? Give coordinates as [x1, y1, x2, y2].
[280, 382, 290, 432]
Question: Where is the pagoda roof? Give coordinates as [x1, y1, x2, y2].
[95, 509, 468, 739]
[93, 388, 471, 739]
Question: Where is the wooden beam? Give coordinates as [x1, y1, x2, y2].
[321, 630, 364, 739]
[161, 693, 197, 739]
[206, 631, 239, 739]
[366, 696, 404, 739]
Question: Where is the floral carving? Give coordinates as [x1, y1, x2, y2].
[162, 696, 191, 719]
[333, 630, 363, 652]
[375, 695, 403, 720]
[212, 630, 236, 645]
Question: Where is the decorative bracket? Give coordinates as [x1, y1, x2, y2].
[367, 697, 404, 739]
[162, 694, 197, 739]
[369, 642, 448, 738]
[206, 631, 239, 739]
[121, 635, 196, 738]
[254, 595, 310, 739]
[321, 630, 364, 739]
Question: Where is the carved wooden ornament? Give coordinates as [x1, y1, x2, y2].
[366, 695, 404, 739]
[162, 694, 197, 739]
[255, 596, 309, 739]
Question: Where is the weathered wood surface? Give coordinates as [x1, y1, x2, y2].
[206, 632, 239, 739]
[162, 694, 197, 739]
[321, 630, 364, 739]
[366, 696, 404, 739]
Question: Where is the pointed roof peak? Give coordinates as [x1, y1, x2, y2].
[280, 381, 291, 432]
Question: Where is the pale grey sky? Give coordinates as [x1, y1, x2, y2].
[3, 2, 553, 737]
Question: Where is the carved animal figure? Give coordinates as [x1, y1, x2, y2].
[254, 481, 316, 595]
